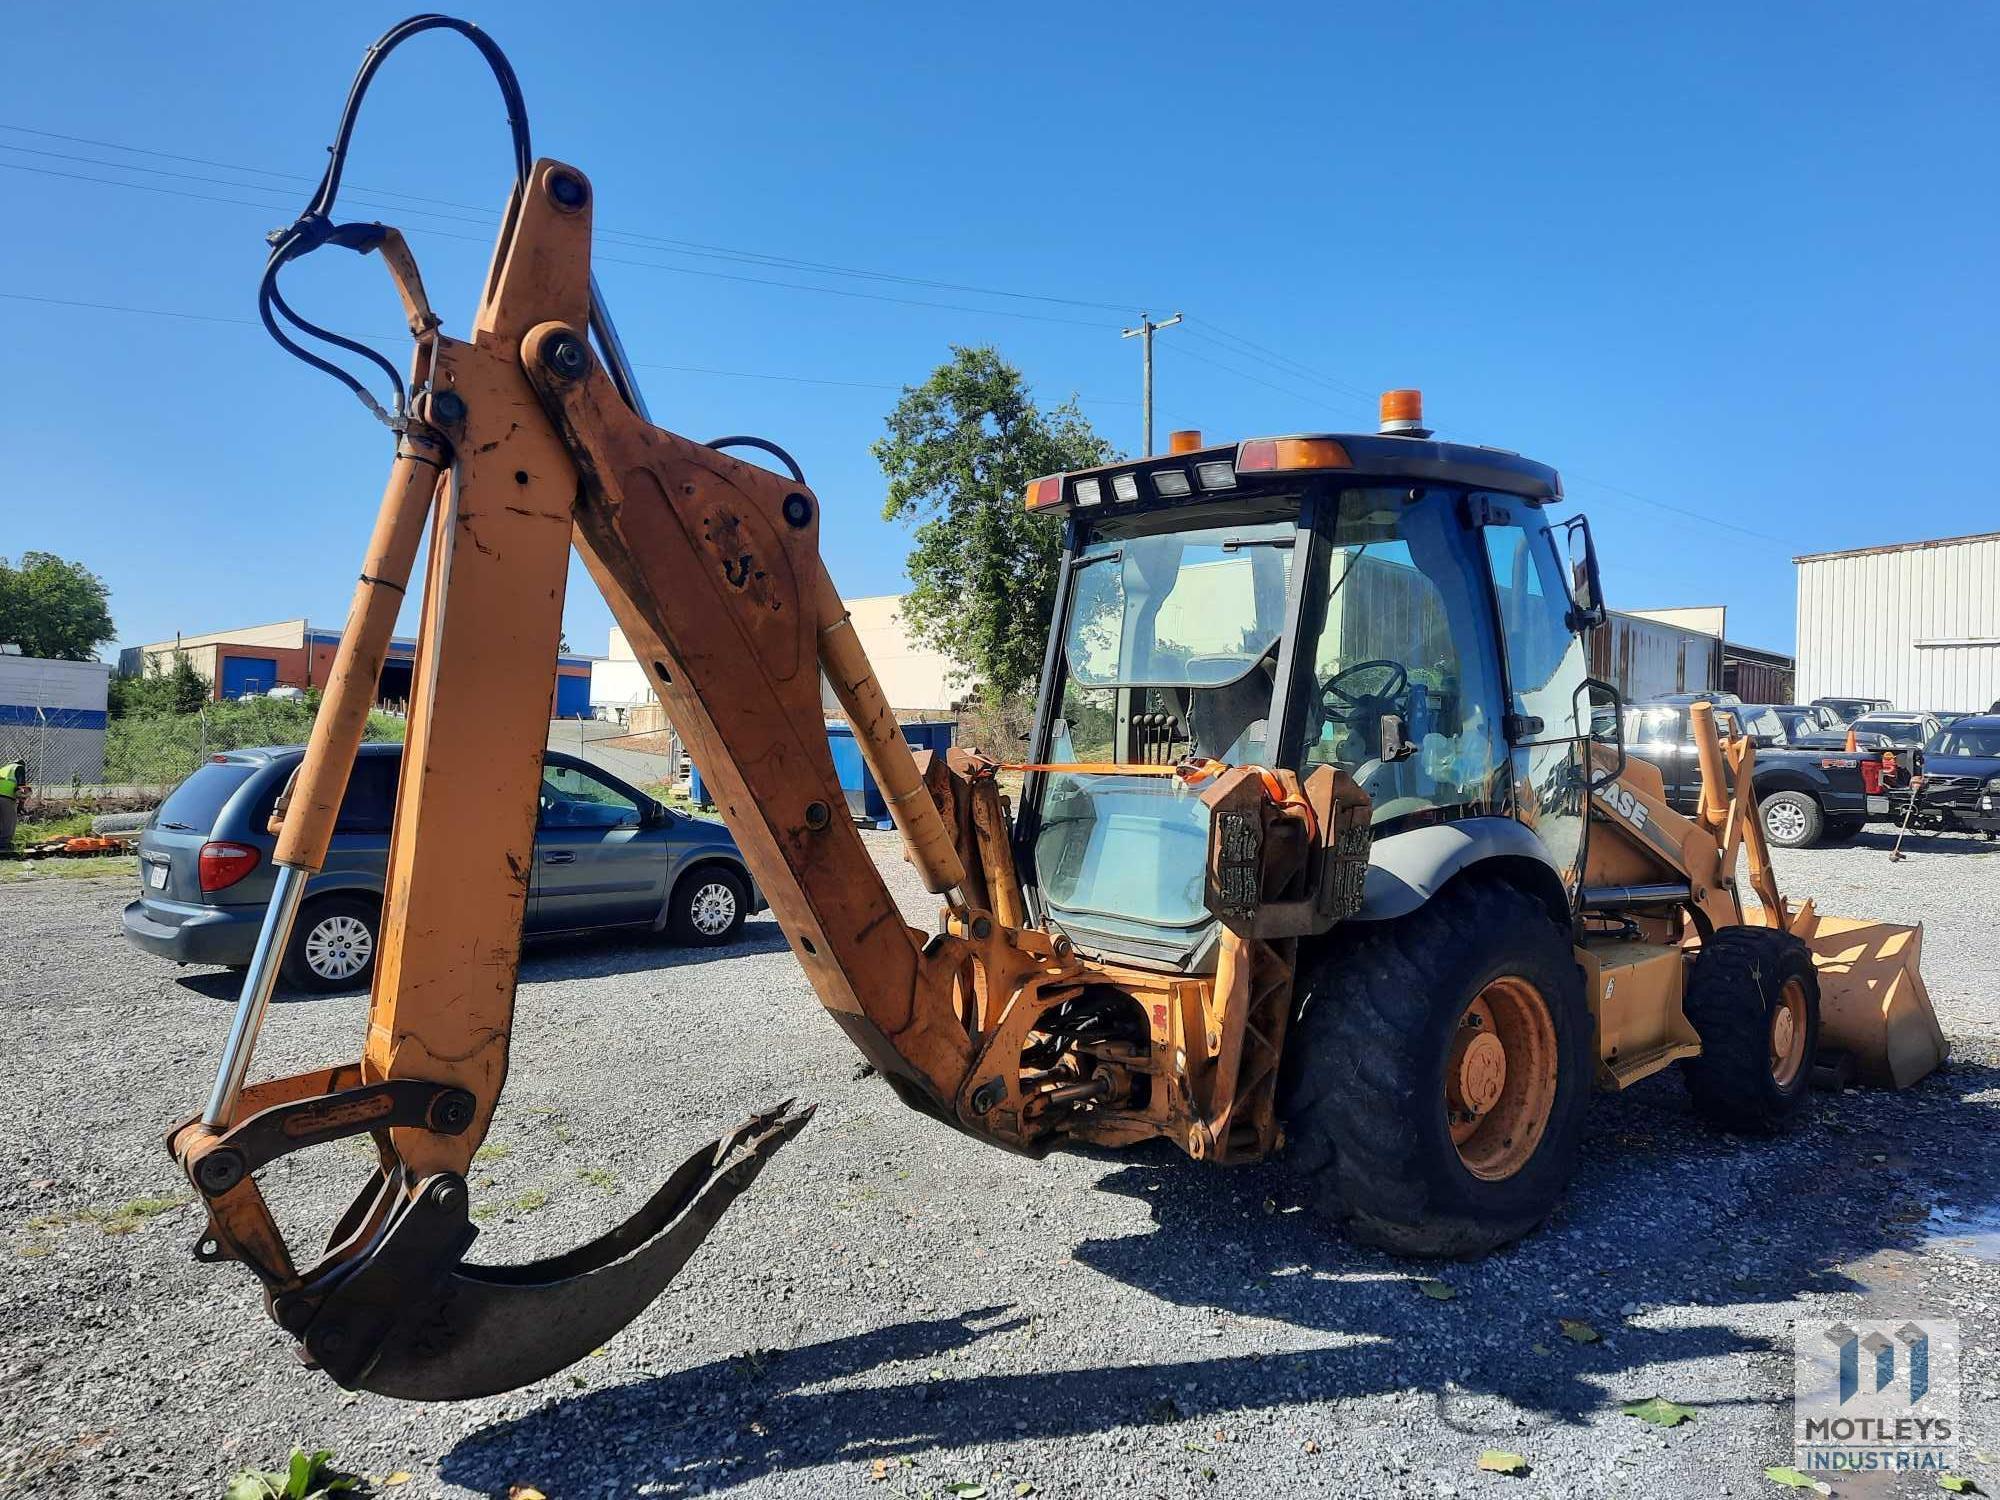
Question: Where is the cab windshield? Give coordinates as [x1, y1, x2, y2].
[1031, 486, 1527, 951]
[1036, 514, 1298, 944]
[1063, 521, 1296, 691]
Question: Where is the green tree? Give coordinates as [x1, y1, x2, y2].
[109, 652, 210, 717]
[0, 552, 115, 661]
[874, 347, 1117, 702]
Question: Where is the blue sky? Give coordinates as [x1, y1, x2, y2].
[3, 2, 1993, 661]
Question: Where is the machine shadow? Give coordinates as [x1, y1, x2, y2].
[1839, 826, 1999, 856]
[516, 917, 793, 981]
[443, 1063, 1999, 1497]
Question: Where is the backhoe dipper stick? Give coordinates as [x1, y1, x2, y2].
[200, 426, 446, 1129]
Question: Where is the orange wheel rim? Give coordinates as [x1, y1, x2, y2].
[1770, 977, 1808, 1087]
[1446, 977, 1558, 1181]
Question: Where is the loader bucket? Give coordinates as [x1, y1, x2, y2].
[1790, 907, 1948, 1089]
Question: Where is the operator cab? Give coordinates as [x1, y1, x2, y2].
[1017, 392, 1604, 969]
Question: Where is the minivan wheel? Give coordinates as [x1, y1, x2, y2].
[669, 865, 748, 945]
[283, 895, 380, 993]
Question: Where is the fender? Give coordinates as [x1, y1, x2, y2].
[1354, 816, 1570, 927]
[1750, 765, 1826, 797]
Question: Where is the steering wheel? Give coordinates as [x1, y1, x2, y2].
[1319, 659, 1409, 721]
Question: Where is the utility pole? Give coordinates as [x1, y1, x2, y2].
[1120, 311, 1182, 455]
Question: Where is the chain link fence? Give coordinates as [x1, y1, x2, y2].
[0, 706, 106, 790]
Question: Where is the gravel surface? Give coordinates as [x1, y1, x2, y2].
[3, 825, 1996, 1499]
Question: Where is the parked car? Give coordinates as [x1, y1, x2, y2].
[1644, 690, 1742, 708]
[1931, 710, 1978, 728]
[1623, 699, 1881, 848]
[1812, 695, 1892, 725]
[1894, 715, 2000, 835]
[123, 745, 764, 992]
[1738, 703, 1838, 749]
[1844, 711, 1943, 751]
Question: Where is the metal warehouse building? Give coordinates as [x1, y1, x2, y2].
[0, 652, 112, 784]
[1795, 531, 2000, 710]
[121, 618, 597, 718]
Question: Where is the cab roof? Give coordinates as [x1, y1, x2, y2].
[1027, 431, 1562, 519]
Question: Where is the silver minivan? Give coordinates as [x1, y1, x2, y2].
[123, 744, 762, 991]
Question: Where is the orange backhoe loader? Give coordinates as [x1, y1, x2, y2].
[168, 17, 1947, 1400]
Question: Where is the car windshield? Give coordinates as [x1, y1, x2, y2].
[153, 760, 257, 831]
[1929, 724, 2000, 757]
[1737, 706, 1788, 743]
[1851, 716, 1927, 747]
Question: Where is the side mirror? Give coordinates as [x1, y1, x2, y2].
[1561, 514, 1608, 632]
[1581, 677, 1625, 789]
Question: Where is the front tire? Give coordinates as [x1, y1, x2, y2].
[1680, 926, 1819, 1133]
[669, 865, 748, 945]
[1278, 878, 1593, 1257]
[1759, 790, 1823, 849]
[282, 895, 379, 994]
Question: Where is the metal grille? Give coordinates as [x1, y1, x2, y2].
[1918, 774, 1985, 806]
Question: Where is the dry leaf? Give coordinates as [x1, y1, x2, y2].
[509, 1487, 550, 1500]
[383, 1475, 412, 1488]
[1763, 1466, 1830, 1494]
[1415, 1278, 1457, 1301]
[1621, 1397, 1696, 1428]
[1477, 1450, 1529, 1476]
[1558, 1318, 1601, 1344]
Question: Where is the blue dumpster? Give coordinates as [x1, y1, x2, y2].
[828, 719, 956, 827]
[693, 720, 955, 827]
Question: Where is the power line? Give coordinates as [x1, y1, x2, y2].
[1160, 340, 1364, 418]
[0, 127, 1789, 544]
[1183, 319, 1381, 406]
[0, 289, 1139, 407]
[0, 158, 1123, 329]
[0, 122, 1145, 313]
[1557, 473, 1788, 544]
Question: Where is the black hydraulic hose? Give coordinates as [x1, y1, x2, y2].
[257, 14, 532, 423]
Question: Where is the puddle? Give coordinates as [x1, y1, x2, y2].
[1923, 1201, 2000, 1263]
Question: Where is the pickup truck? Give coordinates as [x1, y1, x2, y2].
[1622, 700, 1887, 848]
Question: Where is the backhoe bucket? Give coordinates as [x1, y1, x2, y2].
[1790, 908, 1948, 1089]
[276, 1102, 814, 1400]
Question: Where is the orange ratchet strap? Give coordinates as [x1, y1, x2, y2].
[1003, 758, 1227, 784]
[1002, 759, 1318, 839]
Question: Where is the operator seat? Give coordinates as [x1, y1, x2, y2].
[1188, 658, 1276, 763]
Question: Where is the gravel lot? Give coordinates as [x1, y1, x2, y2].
[3, 826, 1996, 1499]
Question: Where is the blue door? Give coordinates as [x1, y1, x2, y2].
[554, 673, 592, 719]
[221, 656, 279, 698]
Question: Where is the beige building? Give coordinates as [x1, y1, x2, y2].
[594, 593, 964, 721]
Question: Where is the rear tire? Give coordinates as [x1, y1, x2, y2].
[1278, 878, 1593, 1258]
[669, 864, 748, 945]
[282, 894, 379, 994]
[1759, 790, 1823, 849]
[1680, 926, 1819, 1133]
